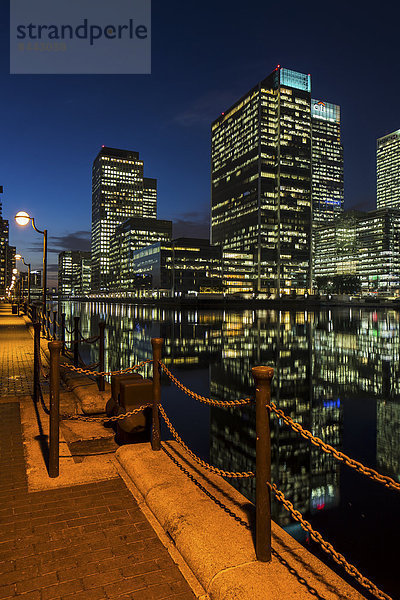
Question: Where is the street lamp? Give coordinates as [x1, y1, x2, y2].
[15, 211, 48, 325]
[15, 254, 31, 306]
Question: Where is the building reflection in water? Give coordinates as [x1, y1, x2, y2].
[59, 302, 400, 530]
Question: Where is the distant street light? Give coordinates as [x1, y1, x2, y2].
[16, 254, 31, 306]
[15, 211, 48, 324]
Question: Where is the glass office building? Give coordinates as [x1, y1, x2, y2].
[58, 251, 92, 297]
[377, 129, 400, 209]
[211, 66, 313, 295]
[91, 146, 157, 292]
[110, 217, 172, 292]
[311, 100, 344, 225]
[314, 208, 400, 294]
[127, 239, 256, 296]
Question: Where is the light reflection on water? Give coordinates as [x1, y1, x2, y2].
[59, 301, 400, 598]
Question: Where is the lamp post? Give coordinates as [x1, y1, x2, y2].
[15, 211, 47, 325]
[15, 254, 31, 306]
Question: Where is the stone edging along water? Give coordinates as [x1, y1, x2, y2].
[115, 441, 367, 600]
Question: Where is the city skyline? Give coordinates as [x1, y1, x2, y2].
[1, 2, 400, 285]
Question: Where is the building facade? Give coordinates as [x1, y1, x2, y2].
[311, 100, 344, 225]
[377, 129, 400, 209]
[127, 239, 256, 296]
[109, 217, 172, 292]
[91, 146, 157, 292]
[0, 187, 14, 299]
[211, 66, 313, 295]
[58, 251, 92, 297]
[314, 208, 400, 295]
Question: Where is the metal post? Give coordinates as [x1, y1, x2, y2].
[46, 309, 51, 340]
[73, 316, 80, 366]
[151, 338, 163, 451]
[48, 340, 62, 478]
[42, 229, 47, 331]
[252, 365, 274, 562]
[33, 322, 41, 404]
[98, 321, 106, 392]
[53, 311, 57, 340]
[61, 313, 66, 355]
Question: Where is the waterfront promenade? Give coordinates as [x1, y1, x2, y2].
[0, 304, 196, 600]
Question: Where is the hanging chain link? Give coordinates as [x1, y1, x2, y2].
[62, 359, 152, 377]
[269, 402, 400, 493]
[269, 483, 393, 600]
[158, 404, 254, 478]
[60, 403, 152, 423]
[159, 361, 252, 408]
[77, 330, 101, 344]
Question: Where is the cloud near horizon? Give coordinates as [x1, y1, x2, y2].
[172, 210, 210, 239]
[27, 230, 91, 254]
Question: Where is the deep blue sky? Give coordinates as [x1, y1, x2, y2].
[0, 1, 399, 285]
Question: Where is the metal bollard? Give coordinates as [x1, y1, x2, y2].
[252, 365, 274, 562]
[33, 322, 41, 404]
[98, 321, 106, 392]
[46, 309, 51, 340]
[53, 311, 57, 340]
[41, 307, 45, 335]
[48, 341, 63, 478]
[151, 338, 163, 451]
[61, 313, 66, 355]
[73, 316, 80, 367]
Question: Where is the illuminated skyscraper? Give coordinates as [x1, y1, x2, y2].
[211, 67, 313, 295]
[91, 146, 157, 292]
[311, 100, 344, 225]
[58, 251, 92, 297]
[0, 186, 14, 298]
[377, 129, 400, 209]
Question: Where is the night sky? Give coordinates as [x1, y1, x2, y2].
[0, 1, 398, 285]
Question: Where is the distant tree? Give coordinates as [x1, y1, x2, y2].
[316, 274, 361, 294]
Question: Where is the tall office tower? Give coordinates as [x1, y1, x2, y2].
[0, 187, 12, 298]
[211, 66, 313, 295]
[143, 178, 157, 218]
[58, 251, 92, 297]
[377, 129, 400, 209]
[91, 146, 157, 292]
[311, 100, 344, 225]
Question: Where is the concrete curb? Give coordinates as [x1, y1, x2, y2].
[115, 441, 367, 600]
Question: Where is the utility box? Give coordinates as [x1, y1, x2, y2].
[106, 373, 144, 417]
[111, 373, 143, 403]
[11, 305, 18, 315]
[117, 379, 152, 439]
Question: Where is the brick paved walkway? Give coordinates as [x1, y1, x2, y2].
[0, 304, 197, 600]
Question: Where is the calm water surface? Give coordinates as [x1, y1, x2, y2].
[59, 301, 400, 599]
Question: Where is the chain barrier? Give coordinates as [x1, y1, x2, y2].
[35, 334, 49, 380]
[269, 402, 400, 493]
[269, 482, 393, 600]
[37, 384, 50, 415]
[60, 403, 152, 423]
[77, 330, 101, 344]
[159, 361, 252, 408]
[158, 404, 254, 478]
[62, 358, 152, 377]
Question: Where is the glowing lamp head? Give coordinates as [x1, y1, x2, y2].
[15, 211, 31, 226]
[15, 254, 22, 261]
[12, 269, 18, 275]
